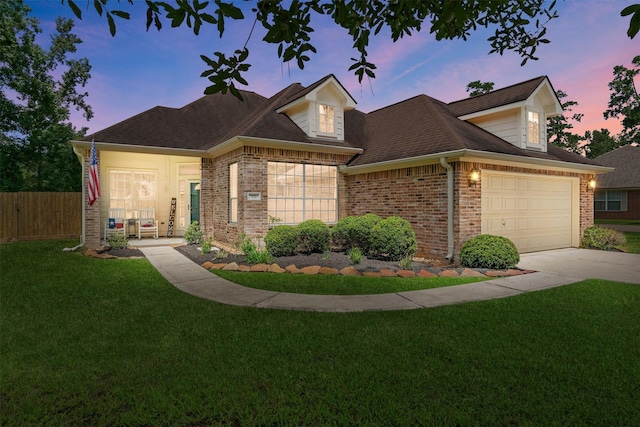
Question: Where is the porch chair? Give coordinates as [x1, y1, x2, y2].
[104, 208, 127, 240]
[137, 208, 159, 239]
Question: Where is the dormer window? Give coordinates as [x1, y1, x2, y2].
[527, 110, 540, 145]
[318, 104, 335, 135]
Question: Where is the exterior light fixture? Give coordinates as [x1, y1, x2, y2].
[588, 177, 597, 191]
[469, 168, 481, 187]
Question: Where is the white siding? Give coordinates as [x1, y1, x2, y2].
[287, 104, 310, 135]
[469, 110, 520, 146]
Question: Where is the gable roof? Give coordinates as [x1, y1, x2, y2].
[275, 74, 357, 111]
[447, 76, 553, 117]
[594, 145, 640, 188]
[345, 93, 597, 168]
[80, 90, 268, 151]
[79, 74, 600, 172]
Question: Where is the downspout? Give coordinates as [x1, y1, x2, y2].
[440, 157, 454, 260]
[64, 144, 85, 252]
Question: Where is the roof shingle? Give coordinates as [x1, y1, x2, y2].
[594, 145, 640, 188]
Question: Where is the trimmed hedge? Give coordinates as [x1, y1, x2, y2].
[581, 225, 626, 250]
[265, 225, 300, 257]
[297, 219, 330, 254]
[331, 213, 381, 253]
[369, 216, 417, 261]
[459, 234, 520, 269]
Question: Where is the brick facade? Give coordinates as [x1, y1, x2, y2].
[595, 189, 640, 221]
[185, 146, 597, 259]
[201, 146, 352, 248]
[83, 147, 101, 249]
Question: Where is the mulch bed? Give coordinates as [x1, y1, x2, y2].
[173, 244, 455, 273]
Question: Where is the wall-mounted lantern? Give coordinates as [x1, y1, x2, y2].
[588, 177, 597, 191]
[469, 168, 481, 187]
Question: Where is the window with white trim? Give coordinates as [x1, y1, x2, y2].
[594, 190, 627, 211]
[318, 104, 335, 134]
[108, 170, 157, 218]
[527, 110, 540, 144]
[229, 163, 238, 223]
[267, 162, 337, 224]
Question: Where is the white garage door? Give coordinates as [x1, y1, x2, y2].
[481, 171, 579, 253]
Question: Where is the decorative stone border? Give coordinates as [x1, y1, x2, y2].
[201, 261, 536, 278]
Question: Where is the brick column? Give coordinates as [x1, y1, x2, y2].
[83, 147, 101, 249]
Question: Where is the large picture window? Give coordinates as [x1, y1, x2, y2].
[594, 190, 627, 211]
[108, 170, 157, 218]
[267, 162, 337, 224]
[229, 163, 238, 223]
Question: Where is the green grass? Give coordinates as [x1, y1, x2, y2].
[595, 218, 640, 225]
[2, 240, 640, 426]
[214, 270, 486, 294]
[623, 231, 640, 254]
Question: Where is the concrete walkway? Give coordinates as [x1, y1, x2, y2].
[137, 246, 640, 312]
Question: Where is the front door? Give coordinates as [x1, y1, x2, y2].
[190, 182, 200, 223]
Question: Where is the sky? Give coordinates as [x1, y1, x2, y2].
[24, 0, 638, 138]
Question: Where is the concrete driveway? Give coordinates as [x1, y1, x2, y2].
[517, 248, 640, 284]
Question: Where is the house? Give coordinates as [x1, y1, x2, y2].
[594, 145, 640, 220]
[72, 75, 611, 259]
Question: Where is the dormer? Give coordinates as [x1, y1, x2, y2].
[276, 75, 357, 141]
[448, 76, 563, 153]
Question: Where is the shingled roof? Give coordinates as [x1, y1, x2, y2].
[82, 74, 598, 170]
[346, 93, 598, 168]
[594, 145, 640, 188]
[447, 76, 548, 117]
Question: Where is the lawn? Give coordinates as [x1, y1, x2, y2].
[214, 270, 486, 294]
[2, 240, 639, 426]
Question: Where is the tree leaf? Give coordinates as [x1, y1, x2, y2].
[67, 0, 82, 19]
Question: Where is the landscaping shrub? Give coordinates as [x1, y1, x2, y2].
[107, 233, 128, 250]
[347, 247, 363, 264]
[330, 216, 356, 251]
[581, 225, 626, 250]
[238, 233, 274, 264]
[265, 225, 300, 257]
[184, 221, 204, 244]
[200, 239, 212, 255]
[459, 234, 520, 269]
[297, 219, 330, 254]
[369, 216, 417, 261]
[331, 213, 381, 253]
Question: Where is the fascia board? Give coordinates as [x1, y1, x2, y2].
[340, 149, 614, 175]
[70, 140, 204, 157]
[457, 102, 525, 121]
[206, 136, 363, 158]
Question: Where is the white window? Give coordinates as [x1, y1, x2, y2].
[267, 162, 337, 224]
[229, 163, 238, 223]
[594, 190, 627, 211]
[318, 104, 335, 134]
[108, 170, 157, 219]
[527, 110, 540, 144]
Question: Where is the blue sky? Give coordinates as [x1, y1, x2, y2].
[25, 0, 637, 137]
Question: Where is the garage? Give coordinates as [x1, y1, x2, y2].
[481, 171, 580, 253]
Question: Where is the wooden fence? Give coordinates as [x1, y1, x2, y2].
[0, 192, 82, 243]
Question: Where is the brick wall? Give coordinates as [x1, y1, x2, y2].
[347, 161, 595, 259]
[202, 146, 352, 248]
[595, 189, 640, 221]
[84, 147, 101, 249]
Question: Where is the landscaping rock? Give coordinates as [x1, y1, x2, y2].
[237, 265, 251, 272]
[439, 269, 459, 277]
[418, 269, 438, 278]
[319, 267, 339, 275]
[460, 268, 486, 278]
[379, 269, 396, 277]
[486, 270, 509, 277]
[301, 265, 321, 275]
[285, 265, 302, 274]
[362, 272, 381, 277]
[268, 264, 286, 273]
[250, 264, 270, 272]
[222, 262, 238, 271]
[396, 269, 415, 278]
[201, 261, 215, 270]
[339, 266, 360, 276]
[506, 269, 524, 276]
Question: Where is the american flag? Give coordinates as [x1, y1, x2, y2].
[88, 139, 100, 206]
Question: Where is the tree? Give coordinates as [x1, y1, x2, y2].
[0, 0, 92, 192]
[603, 55, 640, 145]
[583, 129, 622, 159]
[62, 0, 560, 99]
[622, 4, 640, 39]
[466, 80, 495, 97]
[547, 89, 586, 154]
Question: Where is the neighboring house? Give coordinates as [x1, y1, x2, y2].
[72, 75, 610, 259]
[594, 145, 640, 220]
